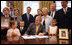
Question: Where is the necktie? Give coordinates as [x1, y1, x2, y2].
[64, 8, 66, 14]
[11, 11, 12, 17]
[20, 27, 22, 32]
[51, 12, 53, 17]
[35, 26, 39, 35]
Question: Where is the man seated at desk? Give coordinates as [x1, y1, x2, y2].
[24, 16, 45, 36]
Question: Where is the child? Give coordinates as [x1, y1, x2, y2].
[48, 19, 58, 36]
[7, 20, 21, 37]
[17, 21, 26, 35]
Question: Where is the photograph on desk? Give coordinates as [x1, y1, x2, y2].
[1, 1, 71, 44]
[59, 29, 69, 39]
[59, 40, 69, 44]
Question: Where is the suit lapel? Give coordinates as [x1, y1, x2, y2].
[62, 8, 65, 15]
[25, 13, 28, 21]
[66, 7, 69, 14]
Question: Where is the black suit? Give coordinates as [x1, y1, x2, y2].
[21, 13, 34, 31]
[55, 7, 71, 29]
[48, 11, 58, 19]
[17, 26, 26, 35]
[25, 23, 45, 35]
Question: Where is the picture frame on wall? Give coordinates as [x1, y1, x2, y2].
[1, 17, 10, 28]
[59, 29, 69, 39]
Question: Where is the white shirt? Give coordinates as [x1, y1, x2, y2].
[7, 28, 21, 37]
[41, 15, 53, 32]
[26, 13, 30, 21]
[20, 27, 24, 31]
[49, 26, 57, 34]
[50, 11, 56, 18]
[63, 7, 68, 14]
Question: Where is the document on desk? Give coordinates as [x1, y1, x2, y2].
[22, 35, 48, 39]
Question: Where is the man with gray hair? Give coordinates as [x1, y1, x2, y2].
[48, 3, 58, 19]
[24, 16, 45, 36]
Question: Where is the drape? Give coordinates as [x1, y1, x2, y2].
[39, 1, 54, 12]
[6, 1, 23, 15]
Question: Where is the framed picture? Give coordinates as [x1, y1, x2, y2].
[59, 40, 69, 44]
[1, 17, 10, 28]
[59, 29, 69, 39]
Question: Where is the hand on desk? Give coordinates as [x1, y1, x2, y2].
[38, 33, 44, 36]
[23, 33, 44, 36]
[23, 34, 29, 36]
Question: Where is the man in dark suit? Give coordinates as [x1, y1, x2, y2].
[21, 7, 34, 32]
[17, 21, 26, 35]
[34, 9, 43, 22]
[24, 16, 45, 36]
[55, 1, 71, 29]
[48, 3, 57, 19]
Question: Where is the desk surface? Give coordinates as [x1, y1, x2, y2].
[1, 36, 71, 44]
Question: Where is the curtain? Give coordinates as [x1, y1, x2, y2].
[6, 1, 23, 15]
[39, 1, 54, 12]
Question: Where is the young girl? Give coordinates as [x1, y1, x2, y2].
[48, 19, 58, 36]
[7, 20, 21, 37]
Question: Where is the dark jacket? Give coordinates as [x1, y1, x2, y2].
[48, 11, 58, 19]
[25, 23, 45, 35]
[21, 13, 34, 31]
[17, 26, 26, 35]
[55, 7, 71, 29]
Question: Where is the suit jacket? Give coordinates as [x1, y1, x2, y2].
[17, 26, 26, 35]
[48, 11, 58, 19]
[25, 23, 45, 35]
[21, 13, 34, 30]
[55, 7, 71, 29]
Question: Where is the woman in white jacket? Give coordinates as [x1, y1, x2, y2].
[41, 7, 53, 35]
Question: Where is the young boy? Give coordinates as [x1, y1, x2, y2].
[17, 21, 26, 35]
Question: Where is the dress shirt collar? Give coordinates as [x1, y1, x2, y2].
[63, 7, 68, 12]
[20, 27, 24, 29]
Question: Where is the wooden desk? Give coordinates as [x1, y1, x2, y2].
[1, 36, 71, 44]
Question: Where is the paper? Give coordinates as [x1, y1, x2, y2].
[22, 35, 48, 39]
